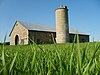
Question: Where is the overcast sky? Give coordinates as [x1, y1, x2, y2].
[0, 0, 100, 42]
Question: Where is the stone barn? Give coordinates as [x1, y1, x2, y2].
[9, 5, 89, 45]
[9, 21, 89, 45]
[9, 21, 56, 45]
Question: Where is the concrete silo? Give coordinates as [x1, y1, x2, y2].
[55, 5, 69, 43]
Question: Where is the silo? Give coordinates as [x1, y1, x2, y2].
[55, 5, 69, 43]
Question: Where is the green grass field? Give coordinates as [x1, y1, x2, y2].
[0, 42, 100, 75]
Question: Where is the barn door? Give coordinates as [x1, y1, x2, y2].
[15, 35, 19, 45]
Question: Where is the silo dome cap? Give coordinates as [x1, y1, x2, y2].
[59, 5, 67, 9]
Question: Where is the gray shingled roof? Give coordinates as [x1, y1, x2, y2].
[18, 21, 89, 35]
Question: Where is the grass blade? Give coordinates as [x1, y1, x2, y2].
[1, 49, 7, 75]
[31, 49, 36, 71]
[70, 52, 73, 75]
[83, 43, 100, 74]
[0, 62, 10, 74]
[9, 52, 18, 73]
[76, 34, 81, 75]
[23, 55, 29, 71]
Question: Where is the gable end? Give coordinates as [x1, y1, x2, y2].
[9, 21, 28, 36]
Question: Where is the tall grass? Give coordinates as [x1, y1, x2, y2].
[0, 42, 100, 75]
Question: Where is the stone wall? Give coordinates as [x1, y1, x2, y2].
[29, 30, 56, 44]
[10, 21, 28, 45]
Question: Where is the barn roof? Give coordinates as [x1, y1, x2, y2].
[19, 21, 89, 35]
[9, 21, 89, 36]
[19, 21, 55, 32]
